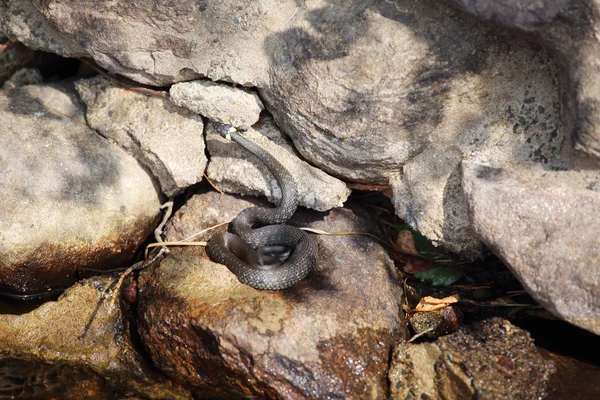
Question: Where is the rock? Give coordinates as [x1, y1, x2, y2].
[170, 80, 264, 130]
[0, 36, 36, 84]
[441, 0, 600, 160]
[1, 67, 42, 90]
[0, 0, 295, 86]
[206, 119, 350, 211]
[462, 161, 600, 335]
[0, 277, 191, 399]
[137, 190, 405, 399]
[0, 82, 161, 295]
[75, 76, 207, 197]
[260, 0, 568, 257]
[389, 318, 555, 399]
[0, 0, 577, 257]
[541, 348, 600, 400]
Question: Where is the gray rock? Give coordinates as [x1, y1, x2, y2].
[170, 80, 264, 130]
[0, 82, 161, 295]
[0, 36, 36, 84]
[137, 191, 405, 399]
[0, 0, 293, 86]
[462, 161, 600, 335]
[441, 0, 600, 160]
[0, 277, 191, 399]
[0, 0, 578, 257]
[1, 67, 42, 90]
[389, 318, 555, 399]
[206, 119, 350, 211]
[75, 76, 207, 197]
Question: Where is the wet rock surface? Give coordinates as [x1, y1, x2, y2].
[170, 80, 264, 130]
[0, 82, 161, 295]
[389, 318, 555, 399]
[75, 76, 207, 197]
[0, 277, 191, 399]
[137, 190, 405, 399]
[463, 161, 600, 335]
[206, 119, 350, 212]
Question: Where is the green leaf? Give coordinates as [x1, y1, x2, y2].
[414, 266, 468, 287]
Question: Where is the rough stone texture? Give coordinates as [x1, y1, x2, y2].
[542, 348, 600, 400]
[137, 190, 405, 399]
[0, 277, 191, 399]
[170, 80, 264, 130]
[0, 0, 583, 257]
[206, 119, 350, 211]
[462, 161, 600, 335]
[75, 76, 206, 197]
[442, 0, 600, 160]
[0, 36, 36, 84]
[0, 82, 161, 295]
[1, 67, 42, 90]
[260, 0, 569, 257]
[0, 0, 295, 86]
[389, 318, 555, 399]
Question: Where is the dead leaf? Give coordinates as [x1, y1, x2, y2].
[394, 230, 420, 256]
[414, 294, 460, 312]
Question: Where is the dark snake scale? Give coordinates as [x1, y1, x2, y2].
[206, 124, 318, 290]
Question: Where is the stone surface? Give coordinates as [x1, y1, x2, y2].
[1, 67, 42, 90]
[75, 76, 206, 197]
[0, 36, 36, 84]
[206, 119, 350, 212]
[0, 0, 582, 257]
[0, 82, 161, 295]
[462, 161, 600, 335]
[389, 318, 555, 399]
[260, 0, 569, 257]
[170, 80, 264, 130]
[0, 0, 295, 86]
[137, 190, 405, 399]
[542, 349, 600, 400]
[443, 0, 600, 160]
[0, 277, 191, 399]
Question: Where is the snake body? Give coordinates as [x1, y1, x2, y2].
[206, 125, 317, 290]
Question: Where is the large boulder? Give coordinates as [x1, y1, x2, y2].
[462, 161, 600, 335]
[137, 191, 405, 399]
[0, 82, 161, 295]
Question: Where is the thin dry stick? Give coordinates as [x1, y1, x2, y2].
[109, 201, 173, 308]
[203, 171, 224, 195]
[80, 58, 169, 99]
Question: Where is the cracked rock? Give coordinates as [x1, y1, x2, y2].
[170, 79, 264, 130]
[462, 161, 600, 335]
[75, 76, 207, 197]
[137, 190, 405, 399]
[206, 118, 350, 211]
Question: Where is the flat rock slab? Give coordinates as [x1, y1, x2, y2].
[462, 161, 600, 335]
[75, 76, 207, 197]
[137, 191, 405, 399]
[170, 80, 263, 130]
[0, 277, 191, 399]
[0, 83, 161, 295]
[389, 318, 555, 399]
[206, 119, 350, 211]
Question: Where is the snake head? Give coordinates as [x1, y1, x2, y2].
[213, 122, 236, 141]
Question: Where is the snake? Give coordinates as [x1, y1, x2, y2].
[206, 124, 318, 290]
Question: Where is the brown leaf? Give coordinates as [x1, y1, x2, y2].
[394, 230, 420, 256]
[414, 294, 460, 312]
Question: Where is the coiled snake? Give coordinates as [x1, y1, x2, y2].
[206, 124, 318, 290]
